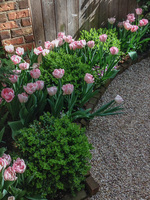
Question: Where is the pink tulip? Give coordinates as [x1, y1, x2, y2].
[52, 69, 65, 79]
[4, 167, 17, 181]
[110, 47, 119, 55]
[18, 93, 28, 103]
[123, 22, 132, 30]
[115, 95, 124, 104]
[62, 84, 74, 95]
[139, 19, 149, 27]
[87, 41, 95, 48]
[58, 32, 65, 38]
[51, 39, 59, 48]
[99, 34, 107, 42]
[30, 69, 41, 79]
[135, 8, 142, 15]
[69, 42, 77, 50]
[127, 13, 135, 23]
[36, 80, 44, 90]
[84, 73, 94, 84]
[8, 196, 15, 200]
[5, 44, 14, 53]
[9, 75, 18, 83]
[63, 35, 73, 43]
[13, 69, 21, 74]
[47, 86, 57, 96]
[117, 22, 123, 28]
[2, 154, 12, 166]
[0, 97, 2, 104]
[131, 25, 139, 32]
[34, 46, 43, 55]
[1, 82, 7, 87]
[45, 41, 52, 49]
[32, 63, 40, 69]
[23, 83, 37, 94]
[16, 47, 24, 56]
[19, 62, 29, 70]
[12, 158, 26, 174]
[1, 88, 15, 102]
[11, 55, 22, 65]
[42, 49, 50, 56]
[0, 158, 7, 172]
[108, 17, 116, 24]
[58, 37, 65, 46]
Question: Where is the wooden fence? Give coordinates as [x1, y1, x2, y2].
[29, 0, 138, 46]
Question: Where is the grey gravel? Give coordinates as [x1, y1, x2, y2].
[86, 57, 150, 200]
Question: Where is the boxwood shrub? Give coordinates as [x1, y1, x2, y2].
[15, 112, 92, 199]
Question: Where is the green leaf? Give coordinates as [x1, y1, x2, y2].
[0, 148, 6, 157]
[128, 51, 137, 60]
[0, 127, 5, 142]
[8, 121, 23, 139]
[26, 195, 47, 200]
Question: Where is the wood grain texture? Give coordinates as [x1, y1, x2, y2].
[41, 0, 56, 41]
[29, 0, 45, 47]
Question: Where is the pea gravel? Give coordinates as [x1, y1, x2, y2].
[86, 57, 150, 200]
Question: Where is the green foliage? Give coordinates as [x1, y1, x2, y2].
[15, 113, 92, 199]
[137, 0, 150, 19]
[40, 49, 92, 93]
[79, 28, 121, 53]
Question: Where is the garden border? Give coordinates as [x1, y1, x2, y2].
[63, 50, 150, 200]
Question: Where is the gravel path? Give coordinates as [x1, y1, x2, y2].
[86, 57, 150, 200]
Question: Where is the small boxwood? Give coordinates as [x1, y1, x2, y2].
[15, 112, 92, 199]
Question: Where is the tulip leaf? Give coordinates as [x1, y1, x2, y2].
[128, 51, 137, 60]
[8, 120, 23, 139]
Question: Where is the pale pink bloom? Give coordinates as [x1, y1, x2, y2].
[45, 41, 52, 49]
[34, 46, 43, 55]
[127, 13, 135, 23]
[32, 63, 40, 69]
[87, 41, 95, 48]
[51, 39, 59, 48]
[139, 19, 149, 27]
[115, 95, 124, 104]
[11, 55, 22, 65]
[2, 154, 12, 166]
[9, 75, 18, 83]
[135, 8, 142, 15]
[18, 93, 28, 103]
[2, 82, 7, 87]
[58, 32, 65, 38]
[110, 47, 119, 55]
[123, 22, 132, 30]
[23, 82, 37, 94]
[42, 49, 50, 56]
[13, 70, 21, 74]
[80, 40, 86, 46]
[30, 69, 41, 79]
[12, 158, 26, 174]
[16, 47, 24, 56]
[1, 88, 15, 102]
[52, 69, 65, 79]
[84, 73, 94, 84]
[69, 42, 77, 50]
[62, 84, 74, 95]
[19, 62, 29, 70]
[131, 25, 139, 32]
[108, 17, 116, 24]
[8, 196, 15, 200]
[4, 166, 17, 181]
[99, 34, 107, 42]
[0, 97, 2, 104]
[47, 86, 57, 96]
[5, 44, 14, 53]
[36, 80, 44, 90]
[76, 41, 84, 49]
[117, 22, 123, 28]
[0, 157, 7, 172]
[58, 37, 64, 46]
[63, 35, 73, 43]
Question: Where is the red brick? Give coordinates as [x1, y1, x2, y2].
[8, 9, 29, 20]
[0, 2, 16, 12]
[15, 42, 35, 51]
[18, 0, 28, 9]
[0, 13, 7, 23]
[22, 27, 33, 35]
[0, 21, 19, 30]
[0, 30, 10, 40]
[21, 18, 32, 26]
[24, 34, 34, 43]
[2, 37, 24, 46]
[11, 28, 23, 37]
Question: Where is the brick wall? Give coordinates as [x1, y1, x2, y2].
[0, 0, 35, 51]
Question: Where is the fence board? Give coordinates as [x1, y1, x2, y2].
[108, 0, 119, 19]
[89, 0, 100, 29]
[99, 0, 108, 27]
[118, 0, 128, 21]
[29, 0, 45, 46]
[41, 0, 56, 41]
[79, 0, 90, 32]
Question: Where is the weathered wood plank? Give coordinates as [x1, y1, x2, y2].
[41, 0, 56, 41]
[108, 0, 119, 19]
[118, 0, 128, 21]
[55, 0, 68, 36]
[127, 0, 138, 14]
[67, 0, 79, 38]
[79, 0, 90, 32]
[29, 0, 45, 47]
[89, 0, 100, 30]
[99, 0, 108, 27]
